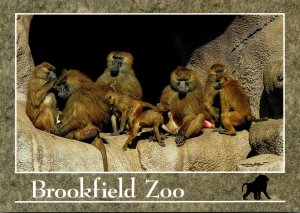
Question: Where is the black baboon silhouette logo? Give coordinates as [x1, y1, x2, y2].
[242, 175, 271, 200]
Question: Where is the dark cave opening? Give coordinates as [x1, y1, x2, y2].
[29, 15, 235, 106]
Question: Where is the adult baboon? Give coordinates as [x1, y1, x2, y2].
[26, 62, 58, 132]
[51, 69, 112, 171]
[160, 66, 206, 146]
[214, 73, 268, 135]
[96, 51, 143, 100]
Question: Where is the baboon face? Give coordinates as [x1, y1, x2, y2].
[34, 62, 56, 81]
[107, 51, 134, 77]
[214, 73, 230, 90]
[170, 67, 197, 95]
[55, 70, 87, 99]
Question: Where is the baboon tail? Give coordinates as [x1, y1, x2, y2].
[247, 115, 268, 122]
[242, 183, 248, 192]
[142, 102, 155, 109]
[91, 135, 108, 171]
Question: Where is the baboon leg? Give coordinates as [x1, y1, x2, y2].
[118, 111, 128, 134]
[254, 191, 259, 200]
[123, 121, 139, 151]
[175, 114, 204, 147]
[64, 123, 99, 141]
[258, 191, 262, 200]
[51, 116, 81, 137]
[263, 190, 271, 199]
[243, 190, 251, 200]
[219, 111, 243, 135]
[35, 111, 56, 132]
[91, 136, 108, 171]
[153, 125, 165, 147]
[185, 113, 205, 138]
[110, 114, 119, 136]
[204, 93, 220, 122]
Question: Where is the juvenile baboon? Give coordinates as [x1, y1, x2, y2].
[123, 102, 171, 151]
[242, 175, 271, 200]
[106, 91, 155, 135]
[51, 69, 112, 171]
[203, 63, 227, 124]
[26, 62, 58, 132]
[214, 73, 268, 135]
[96, 51, 143, 100]
[160, 66, 206, 146]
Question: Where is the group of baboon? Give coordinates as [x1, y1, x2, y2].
[25, 50, 267, 171]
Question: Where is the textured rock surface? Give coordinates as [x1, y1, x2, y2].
[137, 129, 250, 171]
[249, 119, 283, 156]
[187, 15, 283, 118]
[16, 15, 35, 95]
[237, 154, 283, 172]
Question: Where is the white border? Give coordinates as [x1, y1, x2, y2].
[15, 200, 286, 204]
[15, 13, 286, 174]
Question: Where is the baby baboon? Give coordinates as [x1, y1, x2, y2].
[26, 62, 58, 132]
[96, 51, 143, 100]
[242, 175, 271, 200]
[214, 73, 268, 135]
[203, 63, 227, 124]
[106, 91, 155, 135]
[160, 66, 206, 146]
[122, 102, 171, 151]
[51, 69, 112, 171]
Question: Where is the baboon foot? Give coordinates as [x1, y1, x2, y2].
[149, 135, 156, 142]
[175, 135, 186, 147]
[122, 144, 128, 151]
[158, 141, 166, 147]
[110, 132, 120, 136]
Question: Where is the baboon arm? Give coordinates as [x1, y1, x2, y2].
[32, 79, 56, 107]
[111, 114, 118, 134]
[51, 117, 80, 137]
[153, 125, 162, 144]
[119, 111, 128, 133]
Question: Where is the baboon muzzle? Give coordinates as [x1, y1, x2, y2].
[178, 81, 187, 94]
[110, 60, 122, 76]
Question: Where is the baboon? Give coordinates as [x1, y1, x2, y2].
[51, 69, 112, 171]
[242, 175, 271, 200]
[214, 73, 268, 135]
[160, 66, 205, 146]
[123, 102, 171, 151]
[26, 62, 58, 132]
[106, 91, 155, 135]
[203, 63, 227, 124]
[96, 51, 143, 100]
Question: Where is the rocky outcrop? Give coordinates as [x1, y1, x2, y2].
[237, 154, 283, 172]
[249, 119, 283, 156]
[187, 15, 283, 118]
[16, 15, 35, 95]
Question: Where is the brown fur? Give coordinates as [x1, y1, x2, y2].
[216, 73, 268, 135]
[26, 62, 58, 132]
[160, 66, 205, 146]
[123, 102, 171, 151]
[51, 69, 112, 171]
[106, 91, 155, 135]
[203, 63, 227, 124]
[96, 51, 143, 100]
